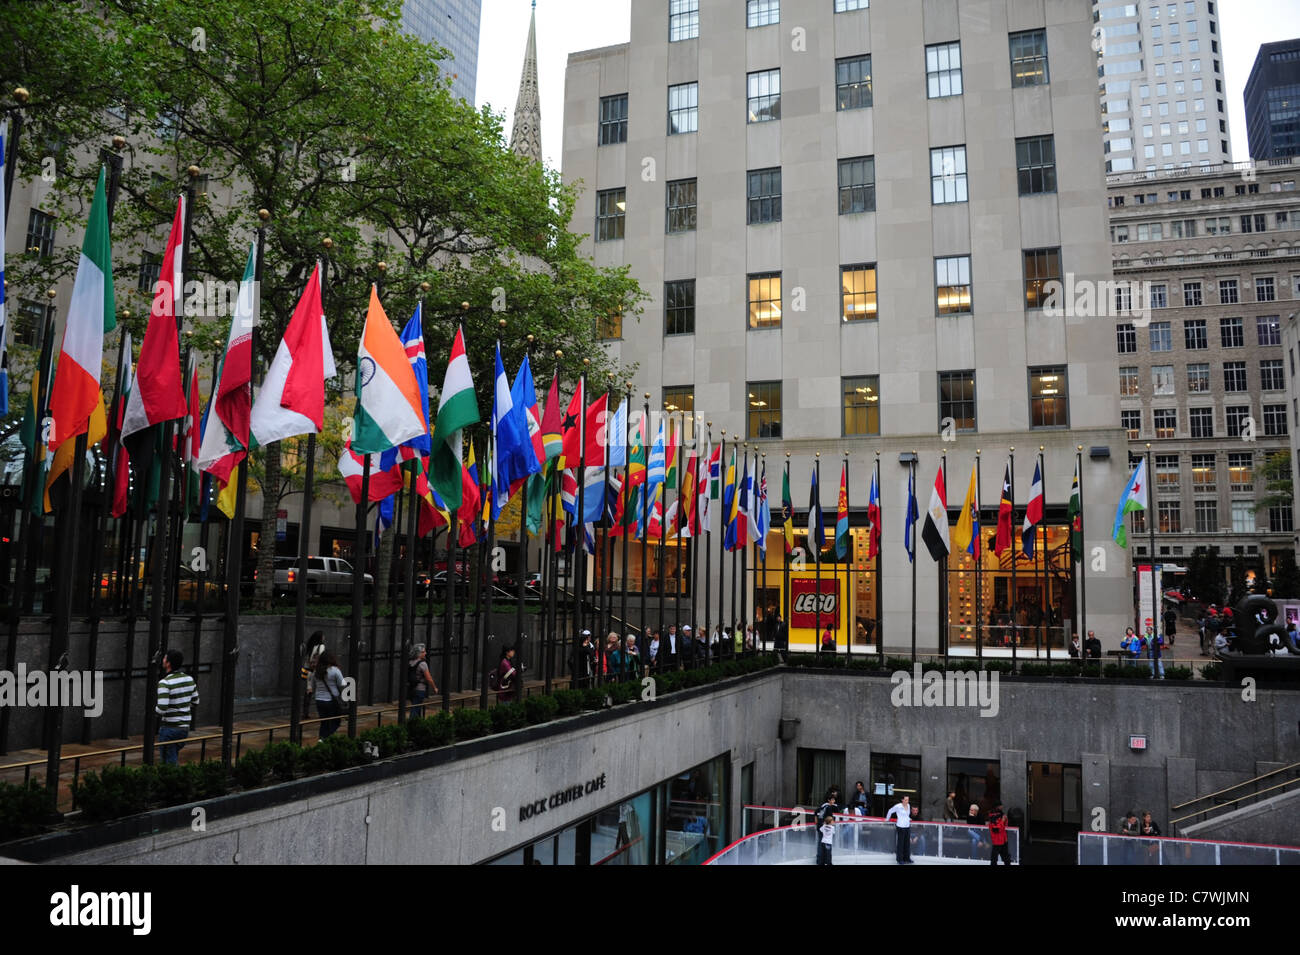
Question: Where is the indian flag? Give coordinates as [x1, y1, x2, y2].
[1112, 457, 1148, 548]
[352, 285, 426, 454]
[47, 166, 115, 452]
[430, 325, 479, 508]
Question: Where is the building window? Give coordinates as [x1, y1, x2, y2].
[1016, 136, 1056, 195]
[841, 264, 878, 322]
[1156, 454, 1180, 493]
[599, 94, 628, 145]
[596, 310, 623, 340]
[665, 179, 697, 234]
[1132, 510, 1147, 536]
[747, 167, 782, 224]
[13, 298, 47, 349]
[1150, 284, 1168, 308]
[1223, 361, 1247, 393]
[1231, 500, 1255, 533]
[843, 376, 880, 436]
[1150, 322, 1172, 351]
[1029, 366, 1068, 428]
[1262, 357, 1286, 392]
[1187, 407, 1212, 438]
[1122, 409, 1142, 438]
[1257, 315, 1281, 346]
[1270, 501, 1294, 532]
[926, 42, 963, 98]
[1184, 319, 1207, 349]
[1023, 248, 1062, 309]
[1225, 406, 1250, 438]
[1155, 408, 1178, 439]
[1256, 276, 1276, 302]
[137, 251, 162, 293]
[930, 146, 968, 204]
[1219, 317, 1243, 348]
[664, 279, 695, 336]
[836, 55, 872, 110]
[663, 385, 694, 418]
[838, 157, 876, 214]
[1009, 29, 1049, 87]
[747, 69, 781, 123]
[1158, 500, 1181, 533]
[668, 82, 698, 134]
[936, 256, 972, 315]
[1264, 404, 1287, 436]
[835, 0, 868, 10]
[746, 0, 779, 28]
[1182, 281, 1202, 306]
[1152, 365, 1175, 395]
[1120, 366, 1140, 397]
[1190, 499, 1216, 532]
[1228, 453, 1253, 490]
[669, 0, 699, 42]
[938, 371, 976, 433]
[1219, 277, 1239, 303]
[26, 209, 56, 259]
[1187, 363, 1210, 393]
[748, 272, 782, 329]
[747, 381, 782, 438]
[1117, 323, 1137, 354]
[595, 188, 625, 241]
[1191, 454, 1216, 493]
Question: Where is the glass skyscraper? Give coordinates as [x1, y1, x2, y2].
[403, 0, 483, 104]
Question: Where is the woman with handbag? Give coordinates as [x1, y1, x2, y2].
[309, 651, 346, 739]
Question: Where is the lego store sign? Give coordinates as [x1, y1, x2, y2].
[790, 578, 840, 630]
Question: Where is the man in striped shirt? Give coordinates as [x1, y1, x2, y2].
[156, 649, 199, 765]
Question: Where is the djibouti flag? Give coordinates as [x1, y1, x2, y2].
[1112, 457, 1148, 548]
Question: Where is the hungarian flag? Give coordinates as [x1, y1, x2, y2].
[250, 262, 336, 446]
[1113, 458, 1147, 548]
[430, 325, 479, 508]
[353, 285, 426, 454]
[953, 465, 980, 559]
[108, 331, 134, 518]
[834, 462, 850, 559]
[121, 195, 187, 441]
[921, 464, 950, 561]
[1023, 460, 1044, 557]
[1068, 459, 1082, 562]
[993, 462, 1014, 555]
[47, 166, 115, 453]
[781, 466, 794, 554]
[338, 442, 404, 503]
[197, 241, 255, 482]
[867, 468, 881, 559]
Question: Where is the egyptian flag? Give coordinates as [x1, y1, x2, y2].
[993, 462, 1014, 555]
[921, 463, 950, 562]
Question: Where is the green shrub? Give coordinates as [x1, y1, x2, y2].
[553, 689, 584, 716]
[1200, 662, 1223, 681]
[885, 657, 915, 673]
[452, 707, 492, 740]
[358, 724, 408, 759]
[489, 702, 528, 733]
[75, 764, 155, 822]
[263, 741, 303, 780]
[233, 748, 269, 789]
[302, 734, 362, 774]
[0, 781, 49, 841]
[1165, 666, 1193, 681]
[1051, 663, 1081, 679]
[581, 686, 607, 711]
[407, 713, 454, 748]
[610, 681, 642, 705]
[524, 694, 560, 724]
[980, 660, 1015, 674]
[1103, 663, 1125, 679]
[154, 762, 203, 805]
[1079, 664, 1103, 679]
[1018, 662, 1052, 677]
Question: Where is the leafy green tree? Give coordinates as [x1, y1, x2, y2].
[1255, 450, 1293, 514]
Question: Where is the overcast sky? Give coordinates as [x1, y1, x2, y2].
[473, 0, 1300, 171]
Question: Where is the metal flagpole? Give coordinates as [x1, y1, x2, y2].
[874, 452, 882, 666]
[760, 451, 767, 653]
[619, 383, 632, 652]
[1147, 443, 1159, 677]
[599, 376, 614, 643]
[658, 416, 668, 645]
[703, 423, 715, 664]
[640, 395, 651, 660]
[673, 412, 684, 641]
[477, 435, 495, 709]
[349, 458, 370, 732]
[784, 453, 791, 657]
[909, 453, 917, 663]
[573, 372, 588, 683]
[1076, 445, 1088, 667]
[715, 429, 728, 664]
[939, 453, 946, 667]
[815, 453, 822, 657]
[515, 337, 537, 690]
[1040, 446, 1049, 664]
[843, 450, 851, 662]
[1010, 448, 1017, 672]
[731, 444, 741, 653]
[399, 450, 420, 724]
[441, 483, 456, 714]
[975, 450, 983, 669]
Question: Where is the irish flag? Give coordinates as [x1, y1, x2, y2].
[430, 325, 479, 508]
[1112, 457, 1148, 548]
[250, 262, 335, 446]
[197, 241, 255, 482]
[352, 285, 426, 454]
[47, 166, 115, 452]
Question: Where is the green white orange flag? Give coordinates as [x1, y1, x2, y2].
[47, 166, 115, 452]
[430, 325, 479, 508]
[352, 285, 426, 454]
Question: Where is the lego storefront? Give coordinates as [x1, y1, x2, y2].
[484, 753, 729, 865]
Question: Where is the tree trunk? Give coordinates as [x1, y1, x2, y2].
[254, 443, 280, 611]
[375, 520, 395, 610]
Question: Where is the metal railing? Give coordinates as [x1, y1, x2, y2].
[1078, 831, 1300, 865]
[1169, 761, 1300, 832]
[708, 816, 1019, 865]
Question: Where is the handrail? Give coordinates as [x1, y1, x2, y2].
[1169, 760, 1300, 811]
[1169, 774, 1300, 828]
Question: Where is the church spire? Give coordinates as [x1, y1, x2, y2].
[510, 1, 542, 163]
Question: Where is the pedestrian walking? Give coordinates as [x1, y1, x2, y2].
[156, 649, 199, 765]
[407, 643, 437, 718]
[309, 651, 346, 739]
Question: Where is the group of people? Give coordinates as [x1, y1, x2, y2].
[1119, 625, 1170, 678]
[570, 620, 763, 686]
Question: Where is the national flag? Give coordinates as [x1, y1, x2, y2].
[0, 120, 9, 417]
[741, 454, 757, 544]
[756, 463, 770, 557]
[834, 463, 850, 559]
[953, 465, 980, 559]
[1068, 460, 1082, 562]
[353, 285, 426, 455]
[540, 371, 563, 463]
[550, 470, 565, 552]
[45, 393, 106, 512]
[559, 382, 606, 469]
[606, 397, 628, 469]
[921, 464, 950, 562]
[781, 467, 794, 554]
[723, 449, 740, 551]
[216, 464, 240, 519]
[47, 166, 115, 452]
[867, 468, 881, 560]
[664, 419, 678, 487]
[182, 354, 202, 518]
[1112, 457, 1147, 549]
[582, 466, 607, 524]
[121, 194, 187, 441]
[707, 442, 722, 499]
[695, 443, 711, 535]
[108, 331, 134, 518]
[338, 442, 404, 503]
[249, 262, 336, 445]
[646, 485, 665, 539]
[455, 443, 482, 547]
[197, 241, 255, 482]
[561, 468, 578, 517]
[491, 343, 537, 518]
[679, 448, 698, 537]
[511, 353, 546, 533]
[807, 466, 824, 561]
[1023, 460, 1044, 557]
[623, 412, 647, 532]
[20, 320, 56, 515]
[429, 325, 479, 508]
[647, 418, 667, 497]
[416, 459, 451, 538]
[398, 302, 432, 465]
[904, 466, 920, 563]
[994, 462, 1014, 555]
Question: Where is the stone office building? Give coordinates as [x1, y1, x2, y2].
[1107, 157, 1300, 583]
[562, 0, 1131, 653]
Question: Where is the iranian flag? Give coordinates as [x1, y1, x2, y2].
[1112, 458, 1148, 548]
[430, 325, 480, 508]
[47, 166, 115, 452]
[353, 285, 426, 454]
[197, 241, 255, 483]
[249, 261, 335, 446]
[120, 194, 187, 440]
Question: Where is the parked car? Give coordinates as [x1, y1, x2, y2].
[271, 556, 372, 598]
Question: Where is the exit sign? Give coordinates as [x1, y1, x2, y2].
[1129, 735, 1147, 751]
